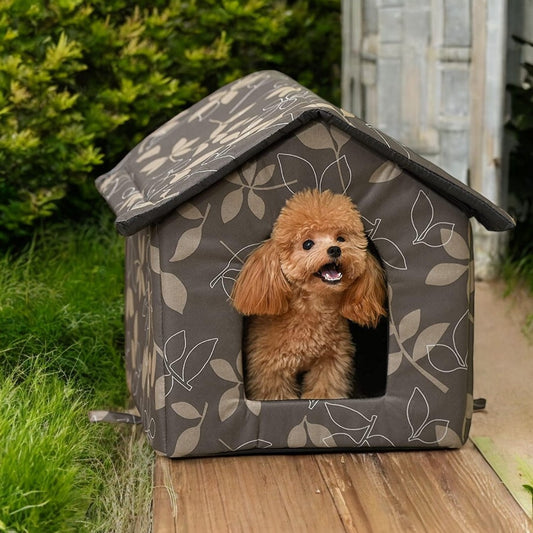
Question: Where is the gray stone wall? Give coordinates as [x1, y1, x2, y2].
[342, 0, 518, 278]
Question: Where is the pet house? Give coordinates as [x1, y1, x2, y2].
[96, 71, 514, 458]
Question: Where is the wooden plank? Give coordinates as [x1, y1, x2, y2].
[153, 454, 346, 533]
[315, 445, 532, 533]
[470, 280, 533, 516]
[153, 444, 532, 533]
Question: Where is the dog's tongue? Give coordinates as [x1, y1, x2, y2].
[320, 265, 342, 282]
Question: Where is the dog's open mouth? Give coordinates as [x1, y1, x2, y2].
[315, 263, 343, 284]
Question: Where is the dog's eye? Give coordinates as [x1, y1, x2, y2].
[337, 236, 346, 242]
[302, 239, 314, 250]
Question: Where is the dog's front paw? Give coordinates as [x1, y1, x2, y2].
[301, 388, 348, 400]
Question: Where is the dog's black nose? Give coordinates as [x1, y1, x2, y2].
[327, 246, 341, 258]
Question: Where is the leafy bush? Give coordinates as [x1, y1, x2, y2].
[0, 0, 341, 244]
[506, 35, 533, 290]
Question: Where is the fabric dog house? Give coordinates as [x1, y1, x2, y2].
[96, 71, 514, 458]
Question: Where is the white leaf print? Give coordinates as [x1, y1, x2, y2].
[425, 263, 468, 286]
[427, 344, 468, 373]
[179, 338, 218, 389]
[373, 237, 407, 271]
[319, 155, 352, 194]
[164, 330, 186, 364]
[324, 403, 376, 445]
[406, 387, 450, 444]
[277, 153, 318, 193]
[413, 221, 455, 247]
[411, 190, 435, 242]
[161, 271, 187, 314]
[369, 161, 402, 183]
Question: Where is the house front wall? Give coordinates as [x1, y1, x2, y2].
[124, 120, 475, 457]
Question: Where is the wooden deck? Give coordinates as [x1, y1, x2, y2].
[152, 281, 533, 532]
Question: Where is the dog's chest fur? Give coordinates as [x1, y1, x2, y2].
[246, 292, 353, 373]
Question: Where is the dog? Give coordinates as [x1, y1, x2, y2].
[231, 189, 387, 400]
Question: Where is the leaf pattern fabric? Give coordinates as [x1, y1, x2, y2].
[109, 71, 514, 458]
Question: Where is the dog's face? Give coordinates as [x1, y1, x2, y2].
[272, 190, 369, 295]
[231, 189, 386, 326]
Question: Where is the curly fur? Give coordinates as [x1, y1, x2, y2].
[231, 189, 387, 400]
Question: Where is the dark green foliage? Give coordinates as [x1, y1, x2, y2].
[506, 35, 533, 290]
[0, 0, 341, 244]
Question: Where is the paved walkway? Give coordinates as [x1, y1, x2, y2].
[471, 280, 533, 515]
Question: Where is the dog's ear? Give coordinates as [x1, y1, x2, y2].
[340, 253, 387, 328]
[231, 239, 291, 316]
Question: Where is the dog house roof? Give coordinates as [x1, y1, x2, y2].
[96, 70, 514, 237]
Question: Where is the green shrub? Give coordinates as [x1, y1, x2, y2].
[0, 0, 341, 244]
[506, 36, 533, 291]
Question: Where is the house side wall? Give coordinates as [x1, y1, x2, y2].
[125, 228, 168, 454]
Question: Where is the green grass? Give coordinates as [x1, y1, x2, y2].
[0, 214, 153, 532]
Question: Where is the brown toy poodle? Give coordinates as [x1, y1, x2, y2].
[231, 189, 387, 400]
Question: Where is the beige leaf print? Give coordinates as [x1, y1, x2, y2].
[140, 156, 167, 175]
[369, 161, 402, 183]
[136, 144, 161, 163]
[425, 264, 468, 286]
[170, 204, 210, 261]
[178, 202, 203, 220]
[398, 309, 421, 343]
[253, 164, 275, 186]
[247, 189, 265, 220]
[154, 376, 166, 410]
[296, 122, 331, 150]
[412, 323, 450, 361]
[442, 229, 470, 260]
[171, 402, 202, 420]
[173, 425, 201, 457]
[305, 420, 333, 447]
[210, 359, 240, 383]
[218, 385, 240, 422]
[221, 188, 244, 223]
[161, 271, 187, 313]
[170, 226, 203, 262]
[150, 245, 160, 274]
[287, 419, 307, 448]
